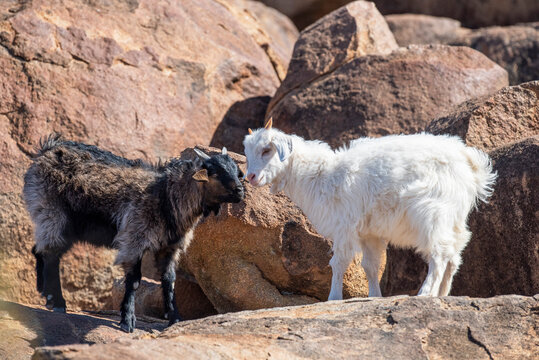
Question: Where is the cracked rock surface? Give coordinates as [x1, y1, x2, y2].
[27, 295, 539, 360]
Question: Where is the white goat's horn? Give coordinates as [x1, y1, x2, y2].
[264, 117, 273, 130]
[248, 128, 253, 135]
[194, 148, 210, 160]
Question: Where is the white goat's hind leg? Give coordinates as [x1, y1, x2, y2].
[418, 255, 446, 296]
[361, 238, 386, 297]
[438, 255, 461, 296]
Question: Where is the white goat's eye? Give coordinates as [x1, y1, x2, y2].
[261, 148, 271, 156]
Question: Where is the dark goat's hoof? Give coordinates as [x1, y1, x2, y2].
[167, 317, 182, 327]
[119, 314, 136, 333]
[53, 307, 66, 313]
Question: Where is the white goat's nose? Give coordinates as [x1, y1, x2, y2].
[246, 173, 256, 182]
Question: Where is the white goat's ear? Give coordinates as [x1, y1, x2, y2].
[193, 169, 209, 182]
[194, 148, 210, 160]
[221, 147, 227, 155]
[272, 136, 293, 162]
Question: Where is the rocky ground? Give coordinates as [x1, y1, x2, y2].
[0, 0, 537, 358]
[2, 295, 537, 359]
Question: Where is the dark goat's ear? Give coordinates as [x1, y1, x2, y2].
[193, 169, 209, 182]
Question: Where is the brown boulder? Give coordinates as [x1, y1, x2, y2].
[267, 1, 398, 116]
[426, 81, 539, 151]
[33, 295, 539, 359]
[451, 24, 539, 85]
[260, 0, 539, 30]
[383, 137, 539, 297]
[269, 45, 508, 148]
[0, 0, 289, 310]
[385, 14, 466, 46]
[180, 146, 384, 313]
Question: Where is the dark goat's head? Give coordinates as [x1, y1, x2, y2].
[192, 147, 245, 216]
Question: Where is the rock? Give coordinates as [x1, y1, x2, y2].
[0, 300, 165, 360]
[32, 295, 539, 359]
[385, 14, 466, 46]
[451, 24, 539, 85]
[267, 1, 398, 116]
[383, 137, 539, 297]
[426, 81, 539, 151]
[180, 146, 384, 313]
[111, 277, 217, 321]
[259, 0, 539, 29]
[269, 45, 508, 148]
[0, 0, 286, 309]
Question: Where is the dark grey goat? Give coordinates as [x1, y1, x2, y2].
[23, 134, 244, 332]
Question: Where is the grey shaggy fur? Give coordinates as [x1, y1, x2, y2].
[23, 134, 244, 332]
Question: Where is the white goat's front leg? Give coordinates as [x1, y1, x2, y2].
[361, 238, 386, 297]
[328, 243, 356, 301]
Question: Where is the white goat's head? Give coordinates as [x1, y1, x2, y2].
[242, 117, 293, 187]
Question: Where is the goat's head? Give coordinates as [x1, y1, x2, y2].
[192, 147, 245, 216]
[242, 117, 293, 187]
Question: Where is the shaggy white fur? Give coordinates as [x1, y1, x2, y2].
[243, 127, 496, 299]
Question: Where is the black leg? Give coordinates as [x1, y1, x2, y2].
[155, 247, 182, 326]
[119, 259, 142, 333]
[32, 246, 44, 294]
[42, 251, 67, 313]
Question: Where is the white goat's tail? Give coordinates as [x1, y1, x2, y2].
[465, 147, 497, 205]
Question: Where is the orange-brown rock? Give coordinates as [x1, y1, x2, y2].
[269, 45, 508, 148]
[383, 137, 539, 297]
[0, 300, 165, 360]
[267, 1, 398, 117]
[451, 24, 539, 85]
[260, 0, 539, 29]
[426, 81, 539, 151]
[0, 0, 289, 310]
[385, 14, 466, 46]
[32, 295, 539, 360]
[180, 146, 384, 313]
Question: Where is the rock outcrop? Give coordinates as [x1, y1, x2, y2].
[269, 44, 508, 148]
[0, 0, 291, 310]
[426, 81, 539, 151]
[452, 24, 539, 85]
[385, 14, 465, 46]
[30, 295, 539, 360]
[259, 0, 539, 29]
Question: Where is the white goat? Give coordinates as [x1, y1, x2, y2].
[243, 119, 496, 299]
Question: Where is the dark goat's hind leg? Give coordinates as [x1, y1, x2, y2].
[119, 259, 142, 333]
[155, 246, 182, 326]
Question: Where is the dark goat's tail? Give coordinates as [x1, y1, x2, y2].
[33, 133, 63, 158]
[32, 246, 44, 294]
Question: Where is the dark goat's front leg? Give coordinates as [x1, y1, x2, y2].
[155, 246, 182, 326]
[41, 249, 68, 313]
[119, 259, 142, 333]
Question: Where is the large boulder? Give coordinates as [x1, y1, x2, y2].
[259, 0, 539, 29]
[268, 44, 508, 148]
[426, 81, 539, 151]
[451, 25, 539, 85]
[383, 136, 539, 297]
[212, 0, 398, 153]
[180, 146, 384, 313]
[385, 14, 465, 46]
[0, 0, 289, 310]
[32, 295, 539, 360]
